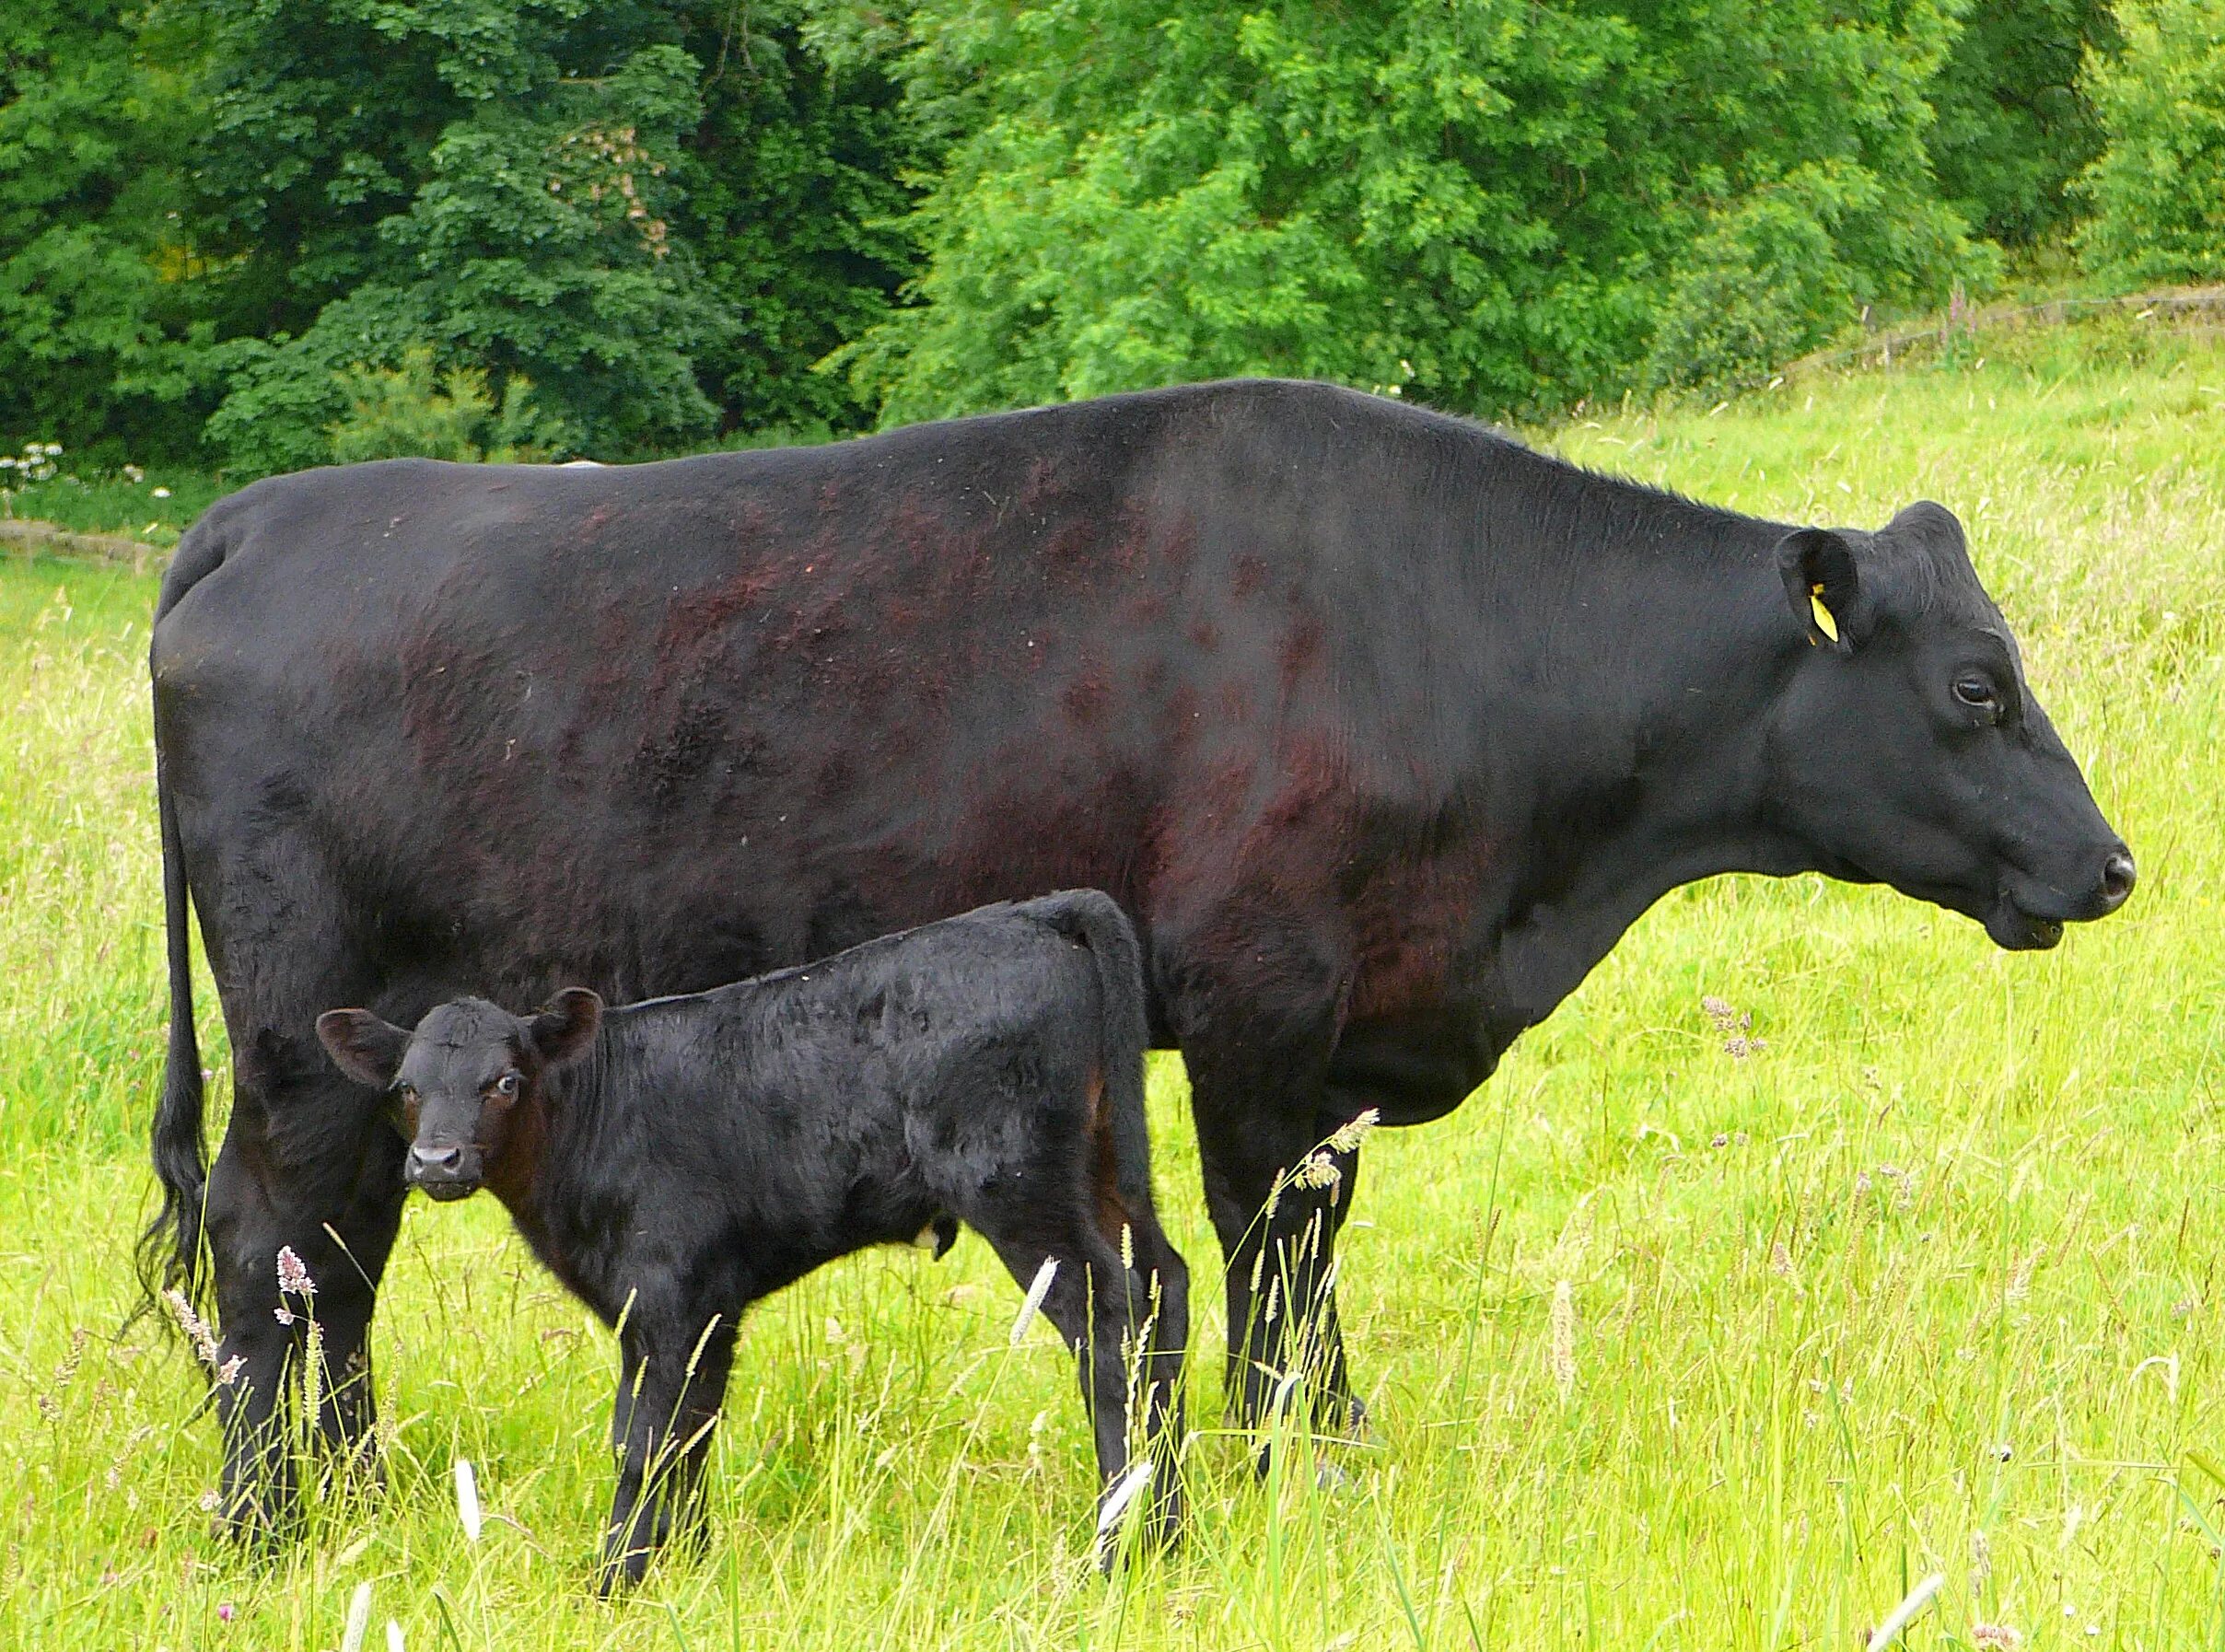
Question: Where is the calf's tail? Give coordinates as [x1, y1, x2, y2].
[137, 731, 209, 1314]
[1042, 890, 1159, 1221]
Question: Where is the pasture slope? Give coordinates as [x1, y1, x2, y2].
[0, 320, 2218, 1650]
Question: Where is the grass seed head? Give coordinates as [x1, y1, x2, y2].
[162, 1288, 227, 1375]
[1290, 1151, 1341, 1191]
[1325, 1108, 1380, 1155]
[341, 1581, 373, 1652]
[1550, 1279, 1576, 1399]
[455, 1457, 482, 1543]
[1011, 1256, 1058, 1345]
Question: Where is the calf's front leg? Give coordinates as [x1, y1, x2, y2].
[600, 1304, 738, 1592]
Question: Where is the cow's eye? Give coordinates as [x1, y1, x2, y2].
[494, 1073, 519, 1098]
[1952, 673, 2000, 719]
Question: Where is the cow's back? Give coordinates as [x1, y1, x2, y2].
[152, 380, 1529, 1045]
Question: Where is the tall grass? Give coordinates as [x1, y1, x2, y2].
[0, 320, 2219, 1648]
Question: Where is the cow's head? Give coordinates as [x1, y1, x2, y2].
[315, 990, 603, 1200]
[1765, 501, 2133, 949]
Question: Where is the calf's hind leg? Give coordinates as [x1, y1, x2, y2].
[979, 1204, 1187, 1562]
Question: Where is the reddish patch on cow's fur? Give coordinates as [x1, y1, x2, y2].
[1063, 669, 1110, 727]
[1230, 554, 1267, 601]
[1278, 614, 1326, 692]
[1021, 456, 1064, 515]
[1345, 849, 1490, 1020]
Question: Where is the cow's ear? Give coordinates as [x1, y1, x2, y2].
[1776, 527, 1862, 654]
[1885, 499, 1966, 559]
[316, 1009, 411, 1090]
[529, 988, 602, 1066]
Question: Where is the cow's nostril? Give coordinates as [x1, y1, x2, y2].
[411, 1144, 462, 1174]
[2100, 850, 2137, 907]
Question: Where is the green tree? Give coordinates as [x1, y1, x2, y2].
[1928, 0, 2118, 246]
[840, 0, 1987, 423]
[2078, 0, 2225, 285]
[192, 1, 918, 472]
[0, 2, 217, 463]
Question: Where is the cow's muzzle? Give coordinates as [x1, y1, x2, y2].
[1986, 843, 2137, 949]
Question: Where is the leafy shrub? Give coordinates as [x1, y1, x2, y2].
[2078, 0, 2225, 284]
[326, 348, 575, 465]
[839, 0, 1992, 424]
[1645, 164, 1991, 394]
[1928, 0, 2118, 246]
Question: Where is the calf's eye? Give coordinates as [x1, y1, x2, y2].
[495, 1073, 519, 1098]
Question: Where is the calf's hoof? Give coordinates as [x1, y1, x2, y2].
[595, 1546, 652, 1596]
[1092, 1482, 1183, 1574]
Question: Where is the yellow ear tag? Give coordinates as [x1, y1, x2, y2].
[1809, 583, 1840, 644]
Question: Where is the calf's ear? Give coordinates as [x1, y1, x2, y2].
[529, 988, 603, 1066]
[316, 1009, 412, 1089]
[1776, 527, 1863, 654]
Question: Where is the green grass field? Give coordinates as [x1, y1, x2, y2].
[0, 318, 2219, 1650]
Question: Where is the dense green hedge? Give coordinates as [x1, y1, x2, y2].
[0, 1, 2203, 471]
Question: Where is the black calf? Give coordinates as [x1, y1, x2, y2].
[316, 890, 1187, 1588]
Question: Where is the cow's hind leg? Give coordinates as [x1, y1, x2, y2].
[202, 1021, 406, 1540]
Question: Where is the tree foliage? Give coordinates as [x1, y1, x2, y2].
[2079, 0, 2225, 284]
[0, 1, 2193, 468]
[1928, 0, 2118, 246]
[838, 0, 1988, 422]
[0, 3, 216, 463]
[192, 1, 920, 472]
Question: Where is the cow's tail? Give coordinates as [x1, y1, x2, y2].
[137, 743, 209, 1316]
[1043, 890, 1159, 1223]
[136, 506, 234, 1320]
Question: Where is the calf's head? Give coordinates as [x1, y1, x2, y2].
[315, 990, 603, 1199]
[1764, 501, 2133, 949]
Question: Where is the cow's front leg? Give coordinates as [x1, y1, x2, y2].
[600, 1304, 737, 1591]
[1191, 1074, 1367, 1440]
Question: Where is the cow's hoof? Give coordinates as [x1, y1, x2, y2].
[1319, 1389, 1369, 1439]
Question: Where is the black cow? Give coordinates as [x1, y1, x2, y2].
[314, 891, 1187, 1587]
[144, 378, 2132, 1537]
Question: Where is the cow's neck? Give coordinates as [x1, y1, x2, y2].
[1452, 489, 1813, 1041]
